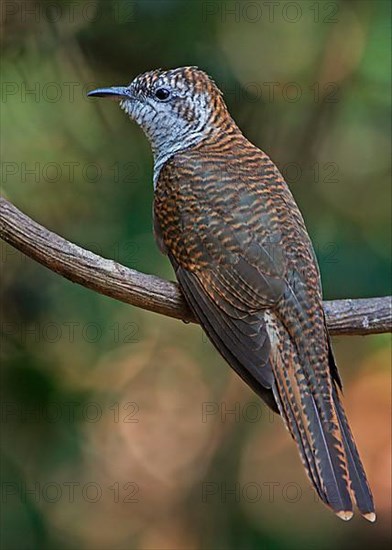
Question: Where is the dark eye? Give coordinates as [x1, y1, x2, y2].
[154, 87, 170, 101]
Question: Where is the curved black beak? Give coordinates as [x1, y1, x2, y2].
[87, 86, 131, 100]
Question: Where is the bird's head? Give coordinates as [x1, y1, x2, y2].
[88, 66, 232, 162]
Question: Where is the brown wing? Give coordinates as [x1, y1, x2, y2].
[154, 151, 288, 408]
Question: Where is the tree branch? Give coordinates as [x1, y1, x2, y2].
[1, 196, 390, 336]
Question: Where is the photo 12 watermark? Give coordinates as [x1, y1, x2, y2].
[1, 1, 137, 25]
[223, 81, 340, 104]
[201, 2, 339, 24]
[2, 480, 140, 504]
[1, 161, 143, 186]
[202, 401, 276, 424]
[1, 400, 140, 425]
[1, 321, 141, 345]
[201, 480, 319, 504]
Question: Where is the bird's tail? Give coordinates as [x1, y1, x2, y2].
[331, 384, 375, 521]
[270, 330, 375, 521]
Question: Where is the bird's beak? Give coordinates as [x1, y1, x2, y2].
[87, 86, 132, 101]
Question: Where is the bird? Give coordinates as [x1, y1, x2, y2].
[88, 67, 375, 522]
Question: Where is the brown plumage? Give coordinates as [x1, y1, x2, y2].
[88, 67, 375, 521]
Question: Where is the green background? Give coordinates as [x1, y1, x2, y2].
[1, 0, 391, 548]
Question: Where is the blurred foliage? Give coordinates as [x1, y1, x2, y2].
[1, 0, 391, 549]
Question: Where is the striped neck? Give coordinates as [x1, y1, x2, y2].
[152, 116, 243, 189]
[152, 124, 218, 188]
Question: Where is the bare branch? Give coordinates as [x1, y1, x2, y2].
[1, 197, 391, 335]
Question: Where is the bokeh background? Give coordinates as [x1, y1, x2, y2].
[1, 0, 391, 548]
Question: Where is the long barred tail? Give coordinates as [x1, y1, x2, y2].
[270, 328, 375, 521]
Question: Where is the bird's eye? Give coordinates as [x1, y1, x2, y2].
[154, 87, 171, 101]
